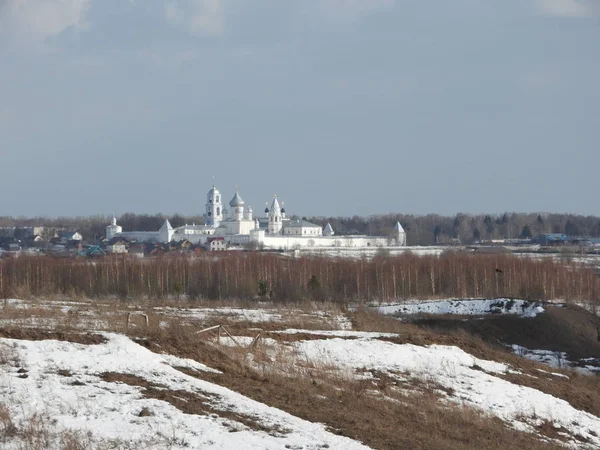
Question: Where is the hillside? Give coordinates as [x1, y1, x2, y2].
[2, 298, 600, 449]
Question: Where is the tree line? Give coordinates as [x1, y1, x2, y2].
[1, 253, 598, 304]
[307, 213, 600, 246]
[1, 212, 599, 246]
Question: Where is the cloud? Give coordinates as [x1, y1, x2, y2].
[164, 0, 224, 35]
[535, 0, 590, 17]
[0, 0, 92, 40]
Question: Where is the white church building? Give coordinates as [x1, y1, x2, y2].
[106, 185, 407, 250]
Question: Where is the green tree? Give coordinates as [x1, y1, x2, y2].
[519, 225, 532, 239]
[257, 280, 268, 297]
[307, 275, 324, 301]
[565, 220, 580, 237]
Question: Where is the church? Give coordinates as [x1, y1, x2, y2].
[106, 185, 407, 250]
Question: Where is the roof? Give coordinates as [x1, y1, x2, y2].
[160, 220, 173, 231]
[533, 233, 569, 242]
[394, 222, 405, 233]
[174, 224, 212, 231]
[270, 196, 280, 212]
[229, 192, 245, 207]
[60, 231, 81, 238]
[285, 219, 321, 229]
[207, 185, 220, 195]
[323, 223, 334, 235]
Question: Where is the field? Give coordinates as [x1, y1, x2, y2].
[2, 295, 600, 449]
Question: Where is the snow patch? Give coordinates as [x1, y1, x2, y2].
[378, 298, 545, 318]
[288, 338, 600, 446]
[0, 333, 370, 449]
[278, 329, 398, 339]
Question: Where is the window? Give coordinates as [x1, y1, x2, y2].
[216, 196, 219, 202]
[217, 207, 221, 215]
[208, 212, 212, 216]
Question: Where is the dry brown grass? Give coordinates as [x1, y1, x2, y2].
[0, 407, 94, 450]
[0, 327, 106, 345]
[99, 372, 289, 435]
[352, 309, 600, 419]
[134, 322, 563, 450]
[0, 341, 21, 367]
[0, 404, 18, 444]
[2, 297, 598, 449]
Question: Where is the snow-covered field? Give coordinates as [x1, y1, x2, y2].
[224, 331, 600, 448]
[0, 299, 353, 333]
[0, 333, 369, 450]
[154, 306, 352, 330]
[6, 330, 600, 448]
[511, 344, 600, 375]
[376, 298, 546, 318]
[2, 297, 600, 448]
[297, 246, 446, 259]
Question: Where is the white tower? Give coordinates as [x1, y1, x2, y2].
[159, 219, 174, 243]
[106, 216, 122, 241]
[205, 185, 223, 227]
[246, 206, 253, 221]
[229, 191, 245, 221]
[268, 195, 283, 234]
[394, 221, 407, 246]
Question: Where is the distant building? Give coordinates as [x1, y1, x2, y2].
[107, 239, 129, 254]
[129, 245, 145, 258]
[106, 218, 174, 244]
[105, 185, 407, 250]
[59, 231, 83, 243]
[283, 219, 323, 236]
[530, 233, 570, 246]
[203, 237, 227, 251]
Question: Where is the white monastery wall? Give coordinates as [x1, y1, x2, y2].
[255, 235, 391, 250]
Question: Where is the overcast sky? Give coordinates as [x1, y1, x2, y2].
[1, 0, 599, 218]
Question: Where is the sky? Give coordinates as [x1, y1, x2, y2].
[1, 0, 599, 218]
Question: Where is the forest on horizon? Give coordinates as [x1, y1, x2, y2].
[1, 212, 600, 246]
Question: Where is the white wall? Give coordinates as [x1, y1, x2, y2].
[116, 231, 160, 243]
[283, 227, 322, 236]
[255, 235, 390, 250]
[217, 219, 255, 237]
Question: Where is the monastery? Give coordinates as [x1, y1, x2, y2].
[106, 186, 406, 250]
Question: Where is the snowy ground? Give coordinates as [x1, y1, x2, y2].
[224, 331, 600, 448]
[376, 298, 546, 318]
[2, 298, 600, 448]
[296, 246, 446, 259]
[0, 333, 369, 450]
[0, 299, 353, 333]
[511, 344, 600, 375]
[154, 306, 352, 330]
[9, 330, 599, 448]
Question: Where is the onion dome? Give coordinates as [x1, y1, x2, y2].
[229, 192, 245, 207]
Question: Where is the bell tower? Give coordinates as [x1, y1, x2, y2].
[205, 185, 223, 227]
[106, 215, 122, 241]
[268, 195, 283, 234]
